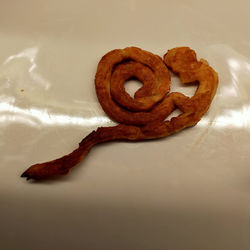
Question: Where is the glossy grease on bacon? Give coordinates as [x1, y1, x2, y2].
[21, 47, 218, 180]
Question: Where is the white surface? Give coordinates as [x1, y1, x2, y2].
[1, 0, 250, 249]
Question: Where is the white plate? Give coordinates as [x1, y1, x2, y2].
[1, 1, 250, 249]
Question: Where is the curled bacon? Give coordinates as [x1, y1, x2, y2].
[21, 47, 218, 180]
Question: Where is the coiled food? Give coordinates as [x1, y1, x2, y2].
[21, 47, 218, 180]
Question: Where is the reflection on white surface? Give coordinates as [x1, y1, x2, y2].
[228, 58, 240, 70]
[228, 58, 240, 92]
[3, 47, 51, 90]
[0, 102, 110, 127]
[220, 84, 238, 97]
[215, 105, 250, 128]
[1, 100, 250, 129]
[197, 105, 250, 129]
[4, 47, 38, 66]
[228, 58, 250, 71]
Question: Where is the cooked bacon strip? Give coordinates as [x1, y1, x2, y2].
[21, 47, 218, 180]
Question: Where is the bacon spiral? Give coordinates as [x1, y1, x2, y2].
[21, 47, 218, 180]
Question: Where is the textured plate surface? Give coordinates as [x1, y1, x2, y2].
[1, 1, 250, 249]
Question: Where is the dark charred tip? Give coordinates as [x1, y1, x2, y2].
[20, 172, 27, 178]
[21, 172, 31, 180]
